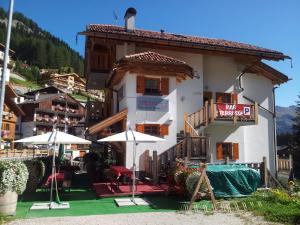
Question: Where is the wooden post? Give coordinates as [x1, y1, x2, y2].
[186, 134, 191, 161]
[289, 154, 293, 170]
[153, 151, 158, 185]
[205, 100, 209, 126]
[210, 99, 215, 123]
[263, 156, 268, 187]
[255, 102, 259, 124]
[184, 112, 188, 135]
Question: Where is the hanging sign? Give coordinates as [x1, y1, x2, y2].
[217, 103, 252, 117]
[137, 96, 169, 112]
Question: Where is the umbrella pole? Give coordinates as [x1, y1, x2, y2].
[132, 140, 136, 202]
[49, 143, 56, 205]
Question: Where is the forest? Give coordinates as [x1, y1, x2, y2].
[0, 7, 84, 80]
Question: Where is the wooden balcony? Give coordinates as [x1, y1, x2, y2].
[185, 99, 258, 133]
[210, 100, 258, 125]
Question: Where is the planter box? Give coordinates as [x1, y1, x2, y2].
[0, 191, 18, 216]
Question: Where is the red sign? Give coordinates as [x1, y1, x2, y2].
[217, 103, 252, 117]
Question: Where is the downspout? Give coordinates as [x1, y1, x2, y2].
[273, 86, 278, 178]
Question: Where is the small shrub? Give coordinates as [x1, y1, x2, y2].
[23, 159, 45, 192]
[0, 160, 28, 195]
[185, 171, 206, 195]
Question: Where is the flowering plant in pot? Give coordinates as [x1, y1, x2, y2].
[0, 160, 29, 216]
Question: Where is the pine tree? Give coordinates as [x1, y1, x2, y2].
[292, 93, 300, 178]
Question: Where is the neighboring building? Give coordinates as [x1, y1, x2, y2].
[19, 86, 86, 150]
[0, 43, 14, 83]
[81, 8, 289, 174]
[1, 84, 25, 149]
[39, 72, 86, 93]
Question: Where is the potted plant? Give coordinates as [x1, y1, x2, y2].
[0, 160, 28, 215]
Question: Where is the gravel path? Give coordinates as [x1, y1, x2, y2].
[8, 212, 282, 225]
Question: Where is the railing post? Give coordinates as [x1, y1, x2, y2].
[184, 112, 188, 135]
[205, 101, 209, 126]
[186, 134, 191, 161]
[255, 102, 259, 124]
[210, 99, 214, 123]
[263, 156, 268, 187]
[153, 150, 158, 185]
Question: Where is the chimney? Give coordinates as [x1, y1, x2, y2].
[124, 7, 137, 31]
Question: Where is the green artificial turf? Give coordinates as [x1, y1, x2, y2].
[16, 189, 183, 219]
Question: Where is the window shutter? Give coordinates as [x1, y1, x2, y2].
[136, 124, 144, 133]
[160, 124, 169, 136]
[160, 78, 169, 95]
[216, 143, 223, 160]
[231, 92, 238, 104]
[136, 76, 145, 94]
[233, 143, 239, 160]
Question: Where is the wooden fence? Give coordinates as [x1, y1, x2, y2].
[0, 149, 49, 159]
[277, 154, 293, 171]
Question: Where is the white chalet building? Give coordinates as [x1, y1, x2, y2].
[82, 8, 289, 175]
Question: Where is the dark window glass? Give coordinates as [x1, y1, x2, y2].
[144, 79, 159, 95]
[222, 143, 233, 159]
[144, 125, 160, 136]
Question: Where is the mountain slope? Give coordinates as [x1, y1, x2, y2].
[0, 7, 83, 75]
[276, 105, 296, 134]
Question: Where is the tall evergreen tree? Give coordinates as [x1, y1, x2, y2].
[292, 93, 300, 178]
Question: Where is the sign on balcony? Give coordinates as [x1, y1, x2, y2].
[217, 103, 251, 117]
[137, 96, 169, 112]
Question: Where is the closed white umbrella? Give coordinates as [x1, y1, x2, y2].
[14, 130, 91, 210]
[98, 129, 165, 206]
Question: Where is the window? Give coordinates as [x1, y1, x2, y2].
[216, 93, 232, 103]
[216, 142, 239, 160]
[144, 124, 160, 136]
[5, 123, 9, 131]
[144, 78, 160, 95]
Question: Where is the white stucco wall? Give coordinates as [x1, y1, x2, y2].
[113, 44, 276, 172]
[203, 55, 276, 172]
[242, 73, 276, 172]
[114, 73, 177, 171]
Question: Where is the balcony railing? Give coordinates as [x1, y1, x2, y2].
[185, 99, 258, 133]
[212, 102, 258, 124]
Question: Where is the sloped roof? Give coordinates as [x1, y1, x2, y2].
[5, 84, 24, 116]
[122, 51, 188, 65]
[83, 24, 289, 61]
[245, 62, 289, 84]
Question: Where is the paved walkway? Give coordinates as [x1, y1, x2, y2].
[8, 212, 282, 225]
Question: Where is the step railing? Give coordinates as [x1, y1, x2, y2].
[184, 101, 209, 136]
[157, 135, 209, 179]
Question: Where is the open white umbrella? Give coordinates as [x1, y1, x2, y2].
[14, 131, 91, 145]
[14, 130, 91, 210]
[98, 129, 165, 206]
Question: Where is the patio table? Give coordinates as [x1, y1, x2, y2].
[110, 166, 132, 179]
[45, 172, 65, 186]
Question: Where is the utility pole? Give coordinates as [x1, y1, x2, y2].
[0, 0, 14, 148]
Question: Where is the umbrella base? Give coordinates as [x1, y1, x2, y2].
[115, 198, 149, 207]
[30, 202, 70, 210]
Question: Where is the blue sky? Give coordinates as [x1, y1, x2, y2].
[1, 0, 299, 107]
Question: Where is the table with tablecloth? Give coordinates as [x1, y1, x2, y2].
[110, 166, 133, 179]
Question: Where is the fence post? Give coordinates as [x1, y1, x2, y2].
[289, 154, 293, 170]
[263, 156, 268, 187]
[186, 134, 191, 161]
[153, 150, 158, 185]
